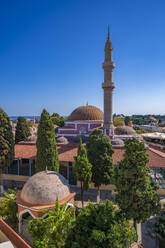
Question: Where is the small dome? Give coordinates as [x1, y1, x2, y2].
[56, 136, 68, 145]
[115, 126, 136, 135]
[111, 138, 124, 146]
[20, 171, 71, 205]
[25, 135, 37, 143]
[68, 105, 103, 121]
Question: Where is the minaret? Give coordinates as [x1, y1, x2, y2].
[102, 27, 115, 137]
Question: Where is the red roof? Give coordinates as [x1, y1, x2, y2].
[0, 218, 31, 248]
[14, 143, 165, 168]
[130, 243, 142, 248]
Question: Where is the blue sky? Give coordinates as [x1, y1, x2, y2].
[0, 0, 165, 116]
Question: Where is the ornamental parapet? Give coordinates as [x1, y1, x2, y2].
[102, 61, 115, 69]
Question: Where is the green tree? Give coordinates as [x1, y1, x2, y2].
[0, 108, 14, 192]
[148, 210, 165, 248]
[113, 117, 125, 127]
[115, 138, 161, 231]
[28, 199, 75, 248]
[0, 189, 17, 224]
[36, 109, 59, 172]
[51, 113, 67, 127]
[86, 129, 114, 203]
[15, 116, 30, 143]
[73, 139, 92, 206]
[124, 116, 131, 126]
[65, 200, 136, 248]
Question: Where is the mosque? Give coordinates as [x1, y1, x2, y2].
[58, 28, 121, 140]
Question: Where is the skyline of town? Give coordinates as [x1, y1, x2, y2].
[1, 0, 165, 116]
[1, 2, 165, 248]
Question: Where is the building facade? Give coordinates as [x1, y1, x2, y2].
[57, 105, 103, 139]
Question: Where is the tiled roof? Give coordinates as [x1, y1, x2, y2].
[15, 143, 37, 159]
[68, 105, 103, 121]
[0, 218, 31, 248]
[14, 143, 165, 168]
[130, 243, 142, 248]
[17, 191, 75, 210]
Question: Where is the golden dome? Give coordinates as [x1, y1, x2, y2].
[68, 105, 103, 121]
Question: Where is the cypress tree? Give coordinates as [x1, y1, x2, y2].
[115, 138, 161, 232]
[73, 139, 92, 206]
[36, 109, 59, 172]
[0, 108, 14, 192]
[15, 116, 30, 143]
[86, 129, 114, 203]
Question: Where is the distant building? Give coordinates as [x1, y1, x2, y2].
[29, 123, 38, 136]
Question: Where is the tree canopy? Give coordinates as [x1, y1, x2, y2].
[51, 113, 67, 127]
[115, 138, 161, 226]
[113, 117, 125, 127]
[0, 189, 17, 224]
[73, 139, 92, 206]
[86, 129, 114, 187]
[36, 109, 59, 172]
[124, 116, 131, 126]
[148, 210, 165, 247]
[65, 200, 136, 248]
[28, 199, 75, 248]
[15, 116, 30, 143]
[86, 129, 114, 202]
[0, 108, 14, 171]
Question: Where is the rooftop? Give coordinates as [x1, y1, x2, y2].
[68, 105, 103, 121]
[0, 219, 31, 248]
[20, 171, 72, 205]
[14, 143, 165, 168]
[142, 132, 165, 140]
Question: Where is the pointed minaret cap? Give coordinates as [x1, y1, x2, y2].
[107, 25, 110, 40]
[105, 25, 112, 50]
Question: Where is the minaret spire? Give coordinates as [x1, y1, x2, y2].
[107, 25, 110, 40]
[102, 28, 115, 137]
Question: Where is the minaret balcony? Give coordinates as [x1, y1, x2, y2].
[102, 62, 115, 70]
[102, 82, 115, 89]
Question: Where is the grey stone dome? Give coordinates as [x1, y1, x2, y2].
[115, 126, 136, 135]
[111, 138, 124, 146]
[20, 171, 71, 205]
[25, 135, 37, 143]
[56, 136, 69, 145]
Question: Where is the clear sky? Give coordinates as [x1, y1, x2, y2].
[1, 0, 165, 116]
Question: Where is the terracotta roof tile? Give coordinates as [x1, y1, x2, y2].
[14, 144, 165, 168]
[130, 243, 142, 248]
[15, 143, 37, 160]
